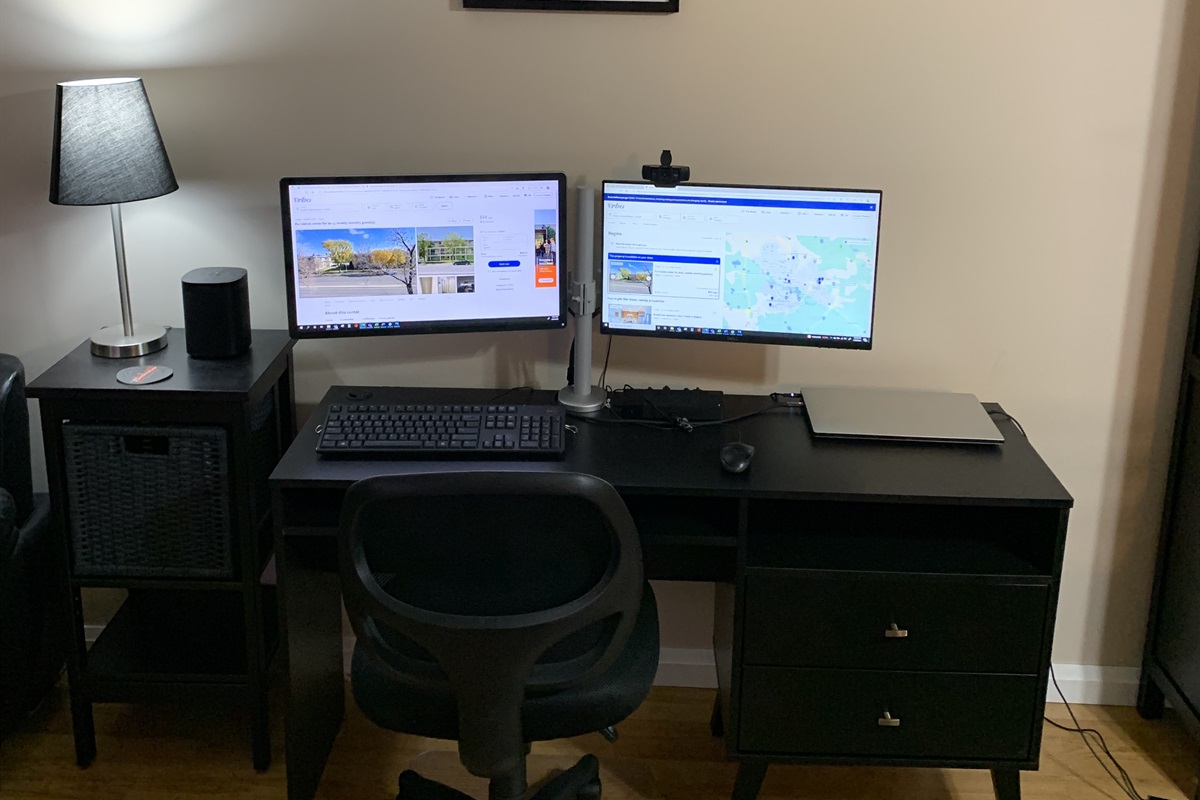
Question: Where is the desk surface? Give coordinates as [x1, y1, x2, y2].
[271, 385, 1072, 508]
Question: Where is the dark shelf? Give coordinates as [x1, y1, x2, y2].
[85, 591, 272, 686]
[747, 531, 1047, 578]
[72, 576, 243, 591]
[623, 493, 739, 542]
[28, 330, 296, 773]
[647, 533, 738, 548]
[747, 500, 1058, 577]
[84, 589, 280, 706]
[281, 525, 340, 538]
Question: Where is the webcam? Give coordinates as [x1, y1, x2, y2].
[642, 150, 691, 187]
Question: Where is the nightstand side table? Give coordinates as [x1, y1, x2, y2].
[28, 329, 296, 771]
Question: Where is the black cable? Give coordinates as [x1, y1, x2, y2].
[1046, 665, 1164, 800]
[487, 386, 535, 403]
[566, 394, 796, 432]
[987, 409, 1027, 437]
[623, 384, 678, 426]
[597, 335, 613, 393]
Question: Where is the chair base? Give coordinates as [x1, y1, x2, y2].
[397, 754, 601, 800]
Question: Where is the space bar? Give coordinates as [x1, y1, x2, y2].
[362, 440, 422, 448]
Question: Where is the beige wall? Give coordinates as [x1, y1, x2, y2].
[2, 0, 1198, 669]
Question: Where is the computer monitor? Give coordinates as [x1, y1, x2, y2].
[600, 181, 882, 348]
[281, 173, 567, 338]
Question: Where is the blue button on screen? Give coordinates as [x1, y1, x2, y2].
[488, 260, 520, 268]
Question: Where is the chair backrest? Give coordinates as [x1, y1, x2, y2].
[338, 470, 643, 779]
[0, 354, 34, 522]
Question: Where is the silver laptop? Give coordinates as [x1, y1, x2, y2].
[802, 387, 1004, 444]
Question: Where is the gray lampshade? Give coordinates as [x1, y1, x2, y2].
[49, 77, 178, 206]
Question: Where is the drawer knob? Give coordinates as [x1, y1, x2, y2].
[885, 623, 908, 639]
[878, 711, 901, 728]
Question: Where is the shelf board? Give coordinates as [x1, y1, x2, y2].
[281, 525, 338, 538]
[645, 532, 737, 548]
[72, 576, 243, 591]
[748, 532, 1048, 578]
[84, 591, 265, 687]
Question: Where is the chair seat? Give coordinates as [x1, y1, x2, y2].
[352, 583, 659, 743]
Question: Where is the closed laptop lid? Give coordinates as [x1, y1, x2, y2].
[802, 387, 1004, 444]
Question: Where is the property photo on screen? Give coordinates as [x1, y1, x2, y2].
[294, 225, 477, 298]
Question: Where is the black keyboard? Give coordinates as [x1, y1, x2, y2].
[316, 402, 566, 459]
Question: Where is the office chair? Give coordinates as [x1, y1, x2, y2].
[339, 471, 660, 800]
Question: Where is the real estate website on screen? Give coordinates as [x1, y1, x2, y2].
[601, 182, 881, 345]
[286, 178, 562, 332]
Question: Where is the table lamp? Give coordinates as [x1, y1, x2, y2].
[49, 77, 178, 358]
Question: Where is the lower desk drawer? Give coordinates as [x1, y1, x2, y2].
[743, 570, 1048, 674]
[739, 667, 1039, 760]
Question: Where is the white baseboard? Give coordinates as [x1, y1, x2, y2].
[654, 647, 718, 689]
[1045, 663, 1142, 707]
[85, 625, 1139, 708]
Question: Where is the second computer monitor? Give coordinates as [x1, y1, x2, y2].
[600, 181, 882, 348]
[281, 173, 567, 339]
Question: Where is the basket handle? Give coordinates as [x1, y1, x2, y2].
[123, 434, 170, 456]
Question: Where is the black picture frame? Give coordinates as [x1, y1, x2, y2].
[464, 0, 678, 12]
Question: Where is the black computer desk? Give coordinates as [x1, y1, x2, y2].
[270, 385, 1072, 800]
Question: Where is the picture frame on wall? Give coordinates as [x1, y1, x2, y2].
[464, 0, 679, 12]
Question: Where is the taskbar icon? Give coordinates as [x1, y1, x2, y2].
[654, 326, 745, 337]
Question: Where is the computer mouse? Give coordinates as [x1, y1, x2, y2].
[719, 441, 755, 474]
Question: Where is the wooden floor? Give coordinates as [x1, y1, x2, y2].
[1, 680, 1197, 800]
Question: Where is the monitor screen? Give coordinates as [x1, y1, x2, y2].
[281, 173, 567, 338]
[600, 181, 882, 348]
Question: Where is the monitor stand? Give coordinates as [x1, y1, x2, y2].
[608, 387, 724, 422]
[558, 186, 606, 413]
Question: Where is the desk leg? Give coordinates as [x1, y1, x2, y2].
[44, 413, 95, 767]
[278, 534, 345, 800]
[243, 580, 271, 772]
[1137, 672, 1165, 720]
[710, 695, 724, 738]
[64, 586, 95, 767]
[990, 768, 1020, 800]
[731, 762, 767, 800]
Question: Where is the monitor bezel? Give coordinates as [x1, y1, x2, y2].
[280, 172, 569, 340]
[599, 180, 882, 350]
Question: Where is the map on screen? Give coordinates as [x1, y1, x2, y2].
[601, 182, 882, 348]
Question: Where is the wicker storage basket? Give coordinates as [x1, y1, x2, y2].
[63, 424, 234, 579]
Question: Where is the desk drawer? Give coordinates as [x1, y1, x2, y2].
[739, 667, 1038, 760]
[743, 570, 1047, 673]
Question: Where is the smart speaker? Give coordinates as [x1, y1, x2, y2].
[181, 267, 251, 358]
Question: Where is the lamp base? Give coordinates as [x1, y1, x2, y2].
[90, 323, 169, 358]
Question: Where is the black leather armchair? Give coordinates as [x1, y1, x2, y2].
[0, 353, 68, 736]
[340, 471, 660, 800]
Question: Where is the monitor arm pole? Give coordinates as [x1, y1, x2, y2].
[558, 186, 607, 412]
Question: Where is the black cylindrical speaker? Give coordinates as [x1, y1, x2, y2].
[181, 267, 251, 359]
